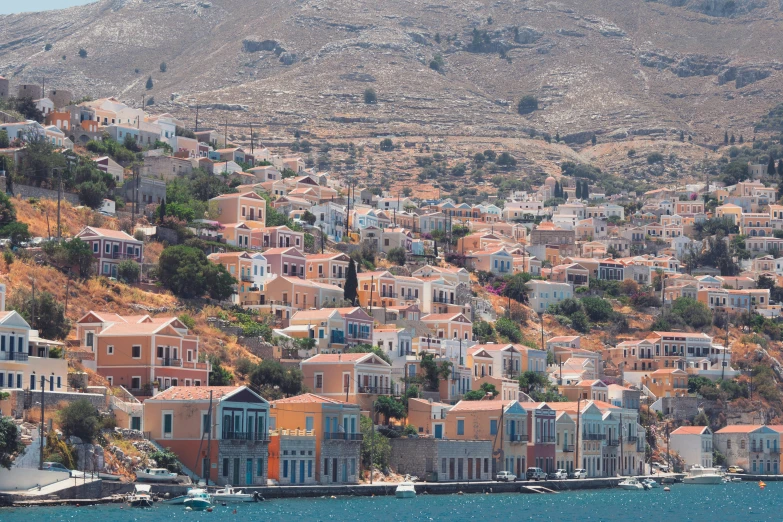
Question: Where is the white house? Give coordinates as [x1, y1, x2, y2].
[669, 426, 713, 470]
[527, 280, 573, 312]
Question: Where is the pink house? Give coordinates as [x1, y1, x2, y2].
[264, 247, 307, 278]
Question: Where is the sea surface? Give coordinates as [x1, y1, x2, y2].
[0, 481, 778, 522]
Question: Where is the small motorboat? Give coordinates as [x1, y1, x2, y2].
[136, 467, 179, 483]
[683, 465, 724, 485]
[183, 488, 212, 510]
[395, 476, 417, 499]
[212, 485, 256, 503]
[128, 484, 154, 507]
[641, 478, 660, 489]
[618, 477, 645, 491]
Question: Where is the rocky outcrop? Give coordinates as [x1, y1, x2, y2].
[718, 66, 772, 88]
[671, 54, 728, 77]
[514, 27, 543, 44]
[556, 29, 586, 37]
[242, 38, 279, 53]
[563, 130, 596, 144]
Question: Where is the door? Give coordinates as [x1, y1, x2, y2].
[299, 460, 305, 484]
[246, 459, 253, 485]
[434, 424, 443, 439]
[131, 417, 141, 431]
[291, 460, 296, 483]
[342, 459, 347, 482]
[233, 458, 240, 485]
[332, 458, 337, 482]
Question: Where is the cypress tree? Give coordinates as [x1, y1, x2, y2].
[724, 131, 729, 145]
[159, 198, 166, 223]
[575, 180, 582, 199]
[344, 258, 358, 304]
[146, 76, 153, 90]
[778, 159, 783, 177]
[730, 134, 735, 145]
[582, 180, 589, 199]
[739, 135, 744, 144]
[769, 157, 777, 177]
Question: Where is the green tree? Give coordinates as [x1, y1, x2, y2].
[11, 290, 69, 340]
[517, 95, 539, 115]
[344, 258, 358, 304]
[301, 210, 316, 226]
[160, 62, 167, 73]
[209, 358, 234, 386]
[117, 260, 140, 283]
[419, 352, 451, 391]
[363, 88, 377, 104]
[570, 310, 590, 333]
[387, 247, 407, 266]
[58, 399, 100, 441]
[0, 416, 24, 469]
[78, 48, 87, 58]
[502, 273, 531, 305]
[496, 152, 517, 167]
[495, 317, 522, 343]
[0, 222, 30, 247]
[157, 245, 236, 299]
[724, 130, 729, 145]
[360, 415, 390, 471]
[580, 296, 614, 322]
[374, 396, 405, 424]
[575, 180, 582, 199]
[0, 130, 9, 148]
[149, 448, 180, 472]
[62, 237, 95, 277]
[464, 382, 499, 401]
[146, 76, 154, 90]
[473, 320, 495, 343]
[379, 138, 394, 151]
[769, 156, 777, 177]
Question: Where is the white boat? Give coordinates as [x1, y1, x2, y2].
[641, 478, 660, 489]
[395, 476, 417, 499]
[683, 465, 724, 485]
[618, 477, 645, 490]
[212, 485, 256, 503]
[183, 488, 212, 510]
[128, 484, 154, 507]
[136, 467, 179, 483]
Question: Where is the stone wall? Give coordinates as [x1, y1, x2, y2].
[276, 435, 317, 485]
[12, 184, 80, 205]
[217, 440, 268, 486]
[659, 397, 719, 422]
[321, 439, 360, 484]
[390, 438, 493, 481]
[28, 390, 107, 411]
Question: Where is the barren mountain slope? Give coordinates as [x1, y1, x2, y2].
[1, 0, 782, 142]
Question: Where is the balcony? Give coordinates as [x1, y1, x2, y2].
[508, 433, 528, 443]
[585, 433, 605, 441]
[607, 438, 620, 447]
[380, 292, 398, 299]
[161, 358, 181, 367]
[221, 430, 268, 442]
[562, 444, 575, 452]
[330, 332, 345, 345]
[538, 435, 556, 444]
[112, 252, 140, 260]
[348, 332, 371, 341]
[323, 432, 363, 441]
[241, 274, 254, 282]
[358, 386, 392, 395]
[1, 351, 29, 362]
[626, 435, 638, 443]
[432, 296, 455, 304]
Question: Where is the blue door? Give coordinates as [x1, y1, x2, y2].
[434, 425, 443, 439]
[246, 458, 252, 485]
[299, 460, 305, 483]
[291, 460, 296, 483]
[342, 460, 347, 482]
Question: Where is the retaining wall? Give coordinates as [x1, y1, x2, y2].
[13, 184, 80, 206]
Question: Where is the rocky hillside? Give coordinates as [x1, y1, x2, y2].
[2, 0, 783, 145]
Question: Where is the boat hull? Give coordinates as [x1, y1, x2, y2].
[618, 485, 644, 491]
[395, 490, 416, 499]
[184, 499, 212, 510]
[129, 498, 153, 508]
[684, 475, 724, 484]
[213, 494, 256, 503]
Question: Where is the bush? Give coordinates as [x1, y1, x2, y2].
[58, 400, 101, 442]
[580, 296, 614, 322]
[146, 76, 153, 90]
[647, 152, 665, 164]
[517, 95, 539, 115]
[149, 448, 180, 472]
[387, 247, 407, 266]
[363, 88, 377, 104]
[379, 138, 394, 151]
[78, 48, 87, 58]
[117, 260, 140, 283]
[160, 62, 167, 72]
[495, 317, 522, 343]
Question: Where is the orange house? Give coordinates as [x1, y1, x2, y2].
[300, 353, 392, 412]
[211, 191, 267, 228]
[270, 393, 361, 484]
[75, 312, 209, 395]
[421, 313, 472, 340]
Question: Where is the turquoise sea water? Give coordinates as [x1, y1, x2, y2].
[0, 482, 779, 522]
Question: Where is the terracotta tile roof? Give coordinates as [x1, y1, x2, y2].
[671, 426, 709, 435]
[305, 253, 346, 260]
[715, 425, 766, 434]
[273, 393, 354, 405]
[148, 386, 240, 401]
[291, 309, 340, 320]
[302, 353, 372, 363]
[79, 226, 137, 241]
[450, 399, 515, 412]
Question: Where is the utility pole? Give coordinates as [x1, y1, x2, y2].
[205, 390, 213, 484]
[575, 397, 581, 474]
[195, 104, 199, 132]
[39, 375, 47, 470]
[224, 119, 228, 148]
[370, 398, 375, 485]
[31, 278, 36, 330]
[250, 123, 254, 156]
[55, 168, 62, 239]
[619, 420, 624, 476]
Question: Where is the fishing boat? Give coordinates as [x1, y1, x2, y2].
[618, 477, 645, 490]
[641, 478, 660, 489]
[683, 465, 724, 485]
[183, 488, 212, 510]
[212, 485, 256, 503]
[128, 484, 154, 507]
[136, 467, 179, 483]
[395, 476, 417, 499]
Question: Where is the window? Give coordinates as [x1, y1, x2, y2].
[202, 413, 210, 436]
[490, 420, 497, 435]
[283, 460, 288, 478]
[315, 374, 323, 389]
[107, 345, 114, 355]
[306, 416, 314, 431]
[107, 377, 113, 386]
[457, 419, 464, 436]
[131, 377, 141, 389]
[257, 458, 264, 476]
[92, 242, 99, 253]
[86, 332, 94, 348]
[56, 377, 61, 389]
[223, 458, 229, 477]
[157, 346, 164, 358]
[163, 413, 173, 438]
[132, 345, 141, 358]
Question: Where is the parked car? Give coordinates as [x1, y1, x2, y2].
[495, 471, 517, 482]
[568, 468, 587, 479]
[728, 466, 745, 474]
[548, 469, 567, 480]
[526, 467, 547, 481]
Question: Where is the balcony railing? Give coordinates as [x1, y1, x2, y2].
[432, 297, 455, 304]
[626, 435, 638, 443]
[161, 358, 181, 367]
[358, 386, 392, 395]
[563, 444, 575, 452]
[538, 435, 556, 443]
[241, 274, 254, 282]
[2, 351, 29, 362]
[585, 433, 605, 441]
[330, 332, 345, 345]
[323, 432, 363, 441]
[112, 252, 140, 260]
[607, 439, 620, 447]
[348, 332, 371, 340]
[508, 433, 528, 443]
[221, 430, 268, 442]
[380, 292, 398, 298]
